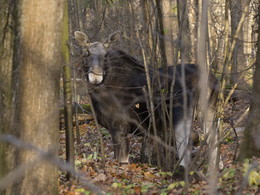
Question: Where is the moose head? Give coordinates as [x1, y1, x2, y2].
[74, 31, 121, 84]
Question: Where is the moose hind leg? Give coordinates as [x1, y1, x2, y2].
[111, 129, 129, 163]
[175, 111, 192, 168]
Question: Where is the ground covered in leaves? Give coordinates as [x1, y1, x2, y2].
[59, 99, 259, 194]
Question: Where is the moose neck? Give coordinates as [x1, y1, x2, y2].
[87, 49, 146, 91]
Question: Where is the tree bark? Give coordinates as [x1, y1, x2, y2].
[229, 0, 247, 84]
[0, 0, 16, 183]
[161, 0, 176, 65]
[239, 2, 260, 159]
[177, 0, 192, 63]
[64, 0, 75, 180]
[9, 0, 65, 194]
[156, 0, 168, 70]
[68, 0, 81, 145]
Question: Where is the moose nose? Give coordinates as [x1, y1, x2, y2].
[88, 67, 103, 84]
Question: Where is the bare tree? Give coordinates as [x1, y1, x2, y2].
[230, 0, 247, 84]
[177, 0, 193, 63]
[64, 0, 75, 181]
[239, 1, 260, 159]
[161, 0, 176, 65]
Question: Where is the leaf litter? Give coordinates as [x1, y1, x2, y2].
[59, 99, 259, 194]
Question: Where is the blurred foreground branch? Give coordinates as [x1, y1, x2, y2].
[0, 135, 103, 195]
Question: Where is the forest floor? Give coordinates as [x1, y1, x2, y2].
[58, 98, 259, 195]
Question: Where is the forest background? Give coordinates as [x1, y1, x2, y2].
[0, 0, 259, 194]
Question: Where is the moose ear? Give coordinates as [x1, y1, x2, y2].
[103, 30, 122, 48]
[74, 31, 91, 47]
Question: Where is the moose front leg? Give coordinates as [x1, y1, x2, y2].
[110, 128, 130, 163]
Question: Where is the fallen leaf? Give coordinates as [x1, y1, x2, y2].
[111, 182, 122, 189]
[126, 163, 142, 172]
[134, 186, 142, 195]
[144, 172, 155, 180]
[93, 173, 107, 182]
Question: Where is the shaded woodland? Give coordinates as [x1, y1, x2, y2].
[0, 0, 260, 194]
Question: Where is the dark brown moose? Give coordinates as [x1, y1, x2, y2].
[74, 31, 218, 168]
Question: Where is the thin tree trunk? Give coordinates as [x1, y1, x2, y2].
[156, 0, 168, 70]
[229, 0, 247, 84]
[155, 3, 169, 165]
[188, 0, 198, 63]
[63, 0, 74, 181]
[198, 1, 219, 194]
[68, 0, 81, 144]
[63, 65, 75, 181]
[177, 0, 192, 63]
[162, 0, 175, 65]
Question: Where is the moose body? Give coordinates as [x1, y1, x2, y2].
[74, 31, 217, 168]
[86, 50, 149, 163]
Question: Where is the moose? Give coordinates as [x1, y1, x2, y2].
[74, 30, 218, 169]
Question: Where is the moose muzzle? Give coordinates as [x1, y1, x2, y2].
[88, 66, 104, 84]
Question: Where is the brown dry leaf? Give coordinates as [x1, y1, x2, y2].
[126, 163, 142, 172]
[144, 172, 156, 180]
[118, 172, 129, 179]
[134, 186, 142, 195]
[89, 170, 97, 177]
[93, 173, 107, 182]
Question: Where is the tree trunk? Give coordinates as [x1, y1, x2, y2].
[63, 0, 75, 181]
[188, 0, 198, 63]
[68, 0, 81, 145]
[9, 0, 65, 194]
[229, 0, 247, 85]
[156, 0, 168, 70]
[161, 0, 176, 65]
[239, 2, 260, 159]
[0, 0, 16, 184]
[177, 0, 192, 63]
